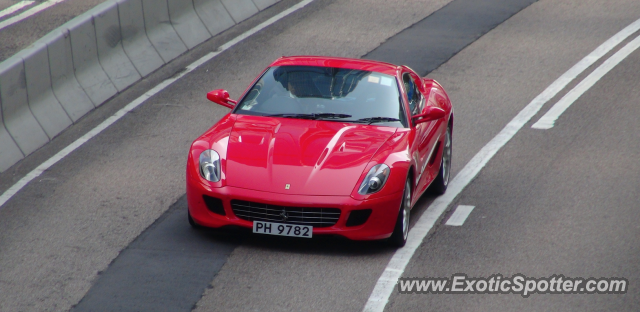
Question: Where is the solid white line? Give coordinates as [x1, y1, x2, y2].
[0, 0, 68, 31]
[0, 1, 35, 20]
[363, 16, 640, 312]
[445, 205, 475, 226]
[0, 0, 314, 209]
[532, 34, 640, 129]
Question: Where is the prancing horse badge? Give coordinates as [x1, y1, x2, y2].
[285, 184, 290, 190]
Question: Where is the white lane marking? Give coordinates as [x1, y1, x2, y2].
[532, 34, 640, 129]
[0, 0, 314, 209]
[363, 16, 640, 312]
[0, 1, 35, 20]
[445, 205, 475, 226]
[0, 0, 69, 31]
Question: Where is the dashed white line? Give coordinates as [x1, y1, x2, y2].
[532, 34, 640, 129]
[0, 0, 68, 31]
[445, 205, 475, 226]
[363, 16, 640, 312]
[0, 0, 315, 209]
[0, 1, 35, 20]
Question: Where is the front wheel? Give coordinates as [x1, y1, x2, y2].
[431, 125, 452, 195]
[389, 179, 412, 247]
[188, 210, 203, 229]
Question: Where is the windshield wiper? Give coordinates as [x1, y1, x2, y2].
[351, 117, 402, 125]
[265, 113, 399, 124]
[265, 113, 352, 120]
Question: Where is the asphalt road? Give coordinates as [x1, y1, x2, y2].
[0, 0, 109, 62]
[1, 0, 640, 311]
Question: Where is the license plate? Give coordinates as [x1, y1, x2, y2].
[253, 221, 312, 238]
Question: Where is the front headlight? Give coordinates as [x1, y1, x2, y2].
[358, 164, 390, 195]
[199, 149, 221, 182]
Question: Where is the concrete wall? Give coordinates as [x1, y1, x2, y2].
[0, 0, 282, 172]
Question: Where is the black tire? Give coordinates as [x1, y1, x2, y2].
[188, 210, 203, 229]
[431, 125, 452, 195]
[389, 179, 412, 247]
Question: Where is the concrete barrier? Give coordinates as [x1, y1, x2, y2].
[117, 0, 165, 77]
[194, 0, 235, 37]
[221, 0, 259, 23]
[45, 30, 96, 121]
[67, 15, 119, 106]
[0, 122, 23, 173]
[142, 0, 188, 62]
[21, 43, 73, 139]
[252, 0, 279, 11]
[0, 63, 26, 171]
[0, 56, 50, 155]
[93, 1, 142, 92]
[0, 0, 283, 173]
[168, 0, 211, 49]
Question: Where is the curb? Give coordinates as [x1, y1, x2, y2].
[0, 0, 281, 172]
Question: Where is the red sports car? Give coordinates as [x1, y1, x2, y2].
[186, 56, 453, 246]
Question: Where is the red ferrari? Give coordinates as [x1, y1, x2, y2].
[186, 56, 453, 246]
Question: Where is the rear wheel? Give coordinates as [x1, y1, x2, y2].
[389, 179, 412, 247]
[431, 125, 452, 195]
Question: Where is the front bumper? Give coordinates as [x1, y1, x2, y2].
[187, 176, 403, 241]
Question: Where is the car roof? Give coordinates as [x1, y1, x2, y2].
[270, 56, 401, 76]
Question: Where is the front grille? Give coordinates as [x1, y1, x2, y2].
[230, 200, 341, 228]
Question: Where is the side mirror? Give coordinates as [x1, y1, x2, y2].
[207, 89, 237, 109]
[413, 106, 446, 125]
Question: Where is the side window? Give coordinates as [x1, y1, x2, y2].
[412, 75, 424, 113]
[402, 73, 423, 116]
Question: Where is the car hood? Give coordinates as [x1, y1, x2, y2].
[225, 115, 397, 195]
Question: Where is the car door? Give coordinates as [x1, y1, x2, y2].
[409, 73, 444, 196]
[401, 71, 428, 196]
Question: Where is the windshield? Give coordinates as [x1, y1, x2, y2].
[234, 66, 407, 127]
